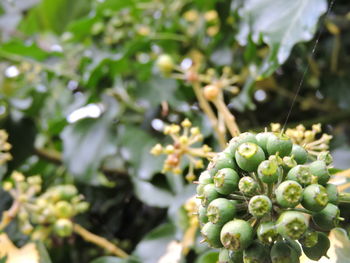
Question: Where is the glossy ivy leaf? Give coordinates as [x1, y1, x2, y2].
[133, 223, 176, 263]
[61, 96, 119, 181]
[132, 178, 174, 208]
[232, 0, 327, 111]
[117, 124, 161, 180]
[136, 77, 182, 108]
[300, 228, 350, 263]
[237, 0, 327, 66]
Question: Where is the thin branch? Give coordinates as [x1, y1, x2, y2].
[0, 200, 20, 231]
[73, 224, 129, 258]
[213, 97, 240, 137]
[192, 82, 226, 148]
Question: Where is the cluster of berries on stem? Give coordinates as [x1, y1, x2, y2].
[196, 131, 349, 263]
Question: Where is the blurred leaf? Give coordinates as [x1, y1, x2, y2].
[132, 178, 174, 208]
[90, 257, 126, 263]
[195, 251, 219, 263]
[332, 147, 350, 170]
[19, 0, 91, 34]
[118, 124, 162, 180]
[210, 46, 233, 66]
[0, 234, 39, 263]
[134, 223, 176, 263]
[61, 97, 119, 181]
[136, 77, 182, 107]
[0, 40, 51, 61]
[300, 228, 350, 263]
[36, 242, 51, 263]
[0, 0, 39, 40]
[237, 0, 327, 64]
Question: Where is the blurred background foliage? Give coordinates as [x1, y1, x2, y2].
[0, 0, 350, 262]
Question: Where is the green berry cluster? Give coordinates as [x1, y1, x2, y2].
[3, 172, 89, 243]
[196, 132, 342, 263]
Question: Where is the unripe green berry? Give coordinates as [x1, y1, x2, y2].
[53, 185, 78, 201]
[218, 248, 233, 263]
[238, 177, 258, 196]
[209, 152, 237, 175]
[235, 143, 265, 172]
[220, 219, 254, 251]
[309, 160, 330, 185]
[286, 165, 313, 186]
[248, 195, 272, 218]
[219, 249, 243, 263]
[277, 211, 308, 240]
[317, 151, 333, 165]
[243, 241, 270, 263]
[266, 133, 293, 157]
[198, 171, 213, 185]
[207, 198, 236, 225]
[291, 144, 308, 164]
[226, 132, 257, 156]
[282, 156, 297, 172]
[312, 203, 340, 230]
[156, 54, 174, 75]
[201, 184, 220, 206]
[54, 201, 74, 218]
[54, 218, 73, 237]
[256, 132, 274, 153]
[270, 241, 300, 263]
[198, 205, 208, 225]
[201, 222, 223, 248]
[257, 160, 280, 184]
[275, 180, 303, 208]
[284, 238, 302, 256]
[75, 201, 89, 213]
[196, 184, 205, 196]
[299, 229, 318, 248]
[214, 168, 239, 195]
[302, 232, 330, 261]
[301, 184, 329, 212]
[325, 183, 339, 204]
[257, 222, 278, 245]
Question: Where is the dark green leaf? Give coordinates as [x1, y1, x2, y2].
[61, 96, 119, 181]
[132, 178, 174, 208]
[237, 0, 327, 64]
[134, 223, 176, 263]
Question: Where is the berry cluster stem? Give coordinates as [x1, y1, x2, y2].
[192, 82, 227, 148]
[73, 224, 129, 258]
[213, 96, 240, 137]
[0, 200, 20, 231]
[339, 192, 350, 203]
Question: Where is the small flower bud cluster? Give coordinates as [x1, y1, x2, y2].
[155, 54, 240, 99]
[2, 172, 89, 243]
[150, 119, 213, 182]
[196, 131, 343, 262]
[270, 123, 332, 158]
[183, 9, 220, 37]
[0, 130, 12, 165]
